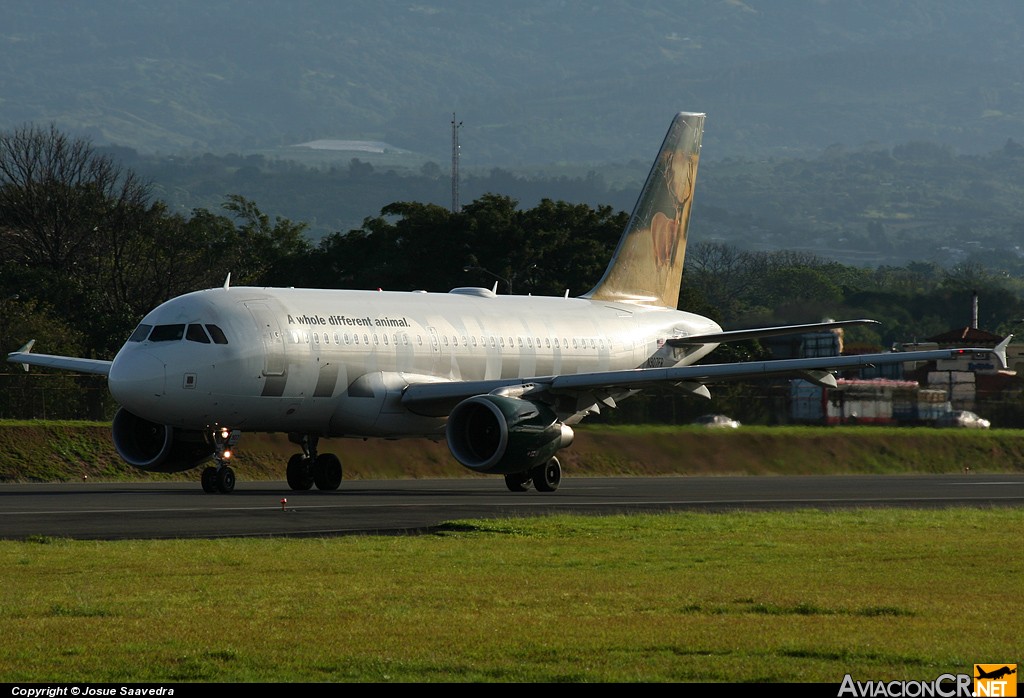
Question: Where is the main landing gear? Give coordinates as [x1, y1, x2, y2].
[504, 456, 561, 493]
[201, 427, 241, 494]
[286, 433, 343, 491]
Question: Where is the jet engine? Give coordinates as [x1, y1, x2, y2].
[112, 407, 215, 473]
[445, 395, 574, 474]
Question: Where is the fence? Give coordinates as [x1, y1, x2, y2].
[0, 373, 114, 420]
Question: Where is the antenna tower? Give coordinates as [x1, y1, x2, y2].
[451, 113, 462, 213]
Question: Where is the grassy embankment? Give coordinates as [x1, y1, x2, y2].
[1, 508, 1021, 682]
[1, 420, 1023, 482]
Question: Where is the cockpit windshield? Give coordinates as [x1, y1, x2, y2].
[186, 324, 211, 343]
[128, 324, 152, 342]
[206, 324, 229, 344]
[128, 323, 229, 344]
[149, 324, 186, 342]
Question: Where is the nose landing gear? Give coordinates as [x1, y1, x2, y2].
[201, 427, 241, 494]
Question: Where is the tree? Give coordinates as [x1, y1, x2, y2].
[0, 124, 153, 280]
[0, 125, 314, 356]
[220, 194, 311, 285]
[308, 195, 625, 296]
[0, 124, 162, 352]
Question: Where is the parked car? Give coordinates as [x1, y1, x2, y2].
[936, 410, 991, 429]
[693, 414, 741, 428]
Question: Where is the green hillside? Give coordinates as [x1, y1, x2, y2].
[3, 2, 1024, 163]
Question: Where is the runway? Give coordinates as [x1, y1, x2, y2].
[1, 474, 1023, 540]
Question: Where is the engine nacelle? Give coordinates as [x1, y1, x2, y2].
[446, 395, 574, 474]
[112, 407, 215, 473]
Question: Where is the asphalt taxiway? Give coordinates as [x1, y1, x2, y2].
[1, 474, 1022, 540]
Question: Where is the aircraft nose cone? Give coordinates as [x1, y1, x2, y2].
[108, 348, 166, 411]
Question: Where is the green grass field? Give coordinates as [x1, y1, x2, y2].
[1, 508, 1021, 683]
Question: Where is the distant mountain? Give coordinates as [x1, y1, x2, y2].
[3, 1, 1024, 164]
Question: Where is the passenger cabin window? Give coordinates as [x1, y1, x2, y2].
[150, 324, 185, 342]
[205, 325, 229, 344]
[186, 324, 211, 343]
[128, 324, 152, 342]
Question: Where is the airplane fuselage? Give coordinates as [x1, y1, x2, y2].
[107, 286, 722, 438]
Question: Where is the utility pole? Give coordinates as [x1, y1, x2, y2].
[451, 113, 462, 213]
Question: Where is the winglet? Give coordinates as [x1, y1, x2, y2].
[995, 334, 1012, 370]
[11, 339, 36, 372]
[223, 273, 232, 290]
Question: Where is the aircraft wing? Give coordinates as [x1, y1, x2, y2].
[6, 341, 113, 376]
[667, 319, 879, 345]
[402, 343, 1009, 417]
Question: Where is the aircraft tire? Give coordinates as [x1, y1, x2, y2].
[216, 466, 236, 494]
[286, 454, 314, 491]
[313, 453, 343, 491]
[532, 457, 561, 493]
[504, 472, 532, 492]
[201, 466, 218, 493]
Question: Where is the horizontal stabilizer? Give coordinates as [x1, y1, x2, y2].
[667, 319, 879, 346]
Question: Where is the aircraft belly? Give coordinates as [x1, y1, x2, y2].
[230, 397, 334, 433]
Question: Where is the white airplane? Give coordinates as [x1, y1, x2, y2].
[7, 112, 1008, 494]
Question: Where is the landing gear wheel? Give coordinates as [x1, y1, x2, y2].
[286, 454, 314, 491]
[504, 472, 532, 492]
[532, 457, 561, 493]
[201, 466, 218, 494]
[313, 453, 343, 491]
[216, 466, 236, 494]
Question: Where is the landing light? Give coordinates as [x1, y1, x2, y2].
[222, 450, 232, 460]
[220, 428, 230, 439]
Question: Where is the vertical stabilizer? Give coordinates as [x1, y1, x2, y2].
[584, 112, 704, 308]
